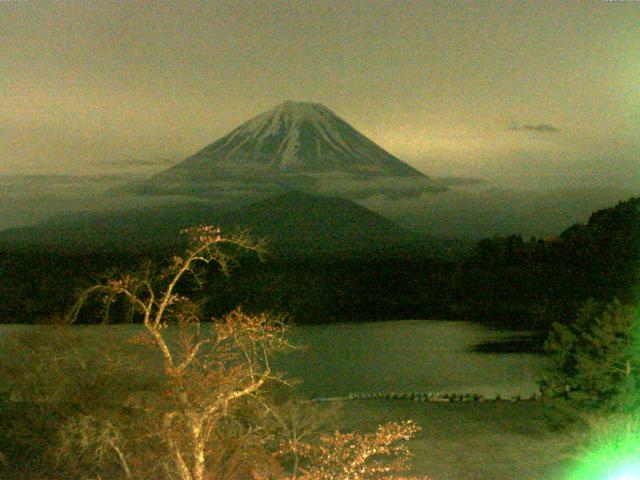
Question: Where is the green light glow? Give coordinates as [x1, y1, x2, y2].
[565, 301, 640, 479]
[566, 434, 640, 480]
[609, 468, 640, 480]
[588, 432, 640, 478]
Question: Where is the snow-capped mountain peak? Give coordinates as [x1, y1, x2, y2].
[160, 101, 426, 177]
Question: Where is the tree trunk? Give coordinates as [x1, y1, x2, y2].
[192, 422, 206, 480]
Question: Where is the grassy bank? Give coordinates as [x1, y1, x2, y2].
[335, 399, 572, 480]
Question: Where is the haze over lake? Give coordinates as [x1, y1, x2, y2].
[0, 320, 546, 400]
[275, 320, 545, 398]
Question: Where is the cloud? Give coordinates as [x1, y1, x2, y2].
[509, 122, 560, 134]
[101, 158, 177, 167]
[120, 173, 449, 201]
[311, 175, 448, 200]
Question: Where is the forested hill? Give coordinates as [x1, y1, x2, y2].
[0, 196, 637, 328]
[0, 191, 418, 256]
[454, 196, 640, 328]
[561, 196, 640, 299]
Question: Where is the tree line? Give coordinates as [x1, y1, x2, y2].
[0, 197, 638, 334]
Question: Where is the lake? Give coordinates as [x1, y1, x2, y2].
[275, 320, 546, 398]
[0, 320, 567, 480]
[0, 320, 545, 400]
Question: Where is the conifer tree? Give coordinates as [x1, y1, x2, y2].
[540, 299, 640, 425]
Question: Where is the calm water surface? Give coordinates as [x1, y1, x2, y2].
[273, 320, 546, 398]
[0, 320, 546, 399]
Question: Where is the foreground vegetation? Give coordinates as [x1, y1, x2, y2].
[0, 227, 429, 479]
[0, 196, 638, 478]
[539, 296, 640, 479]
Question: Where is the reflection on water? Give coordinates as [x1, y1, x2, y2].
[273, 320, 547, 398]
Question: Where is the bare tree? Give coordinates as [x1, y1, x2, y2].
[68, 227, 291, 480]
[13, 225, 432, 480]
[276, 420, 429, 480]
[57, 414, 133, 479]
[0, 322, 147, 478]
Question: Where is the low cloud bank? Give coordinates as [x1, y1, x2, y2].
[509, 122, 560, 133]
[121, 173, 449, 201]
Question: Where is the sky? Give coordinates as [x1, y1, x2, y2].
[1, 0, 639, 189]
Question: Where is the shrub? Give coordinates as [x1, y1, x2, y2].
[540, 298, 640, 425]
[0, 226, 431, 479]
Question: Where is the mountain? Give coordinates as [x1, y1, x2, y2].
[0, 191, 413, 255]
[160, 101, 424, 177]
[214, 191, 411, 255]
[124, 101, 443, 199]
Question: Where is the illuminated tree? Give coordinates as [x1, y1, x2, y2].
[54, 226, 431, 480]
[64, 226, 291, 479]
[279, 420, 427, 480]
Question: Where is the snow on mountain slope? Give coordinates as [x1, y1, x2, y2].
[161, 101, 426, 177]
[125, 101, 442, 199]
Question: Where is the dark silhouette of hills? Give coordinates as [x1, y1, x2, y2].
[215, 191, 409, 255]
[558, 195, 640, 301]
[0, 191, 413, 255]
[453, 196, 640, 328]
[1, 193, 638, 328]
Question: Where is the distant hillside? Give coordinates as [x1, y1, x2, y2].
[214, 191, 412, 255]
[0, 191, 456, 324]
[453, 195, 640, 328]
[361, 186, 638, 240]
[0, 200, 225, 252]
[0, 191, 414, 256]
[3, 191, 636, 327]
[558, 195, 640, 301]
